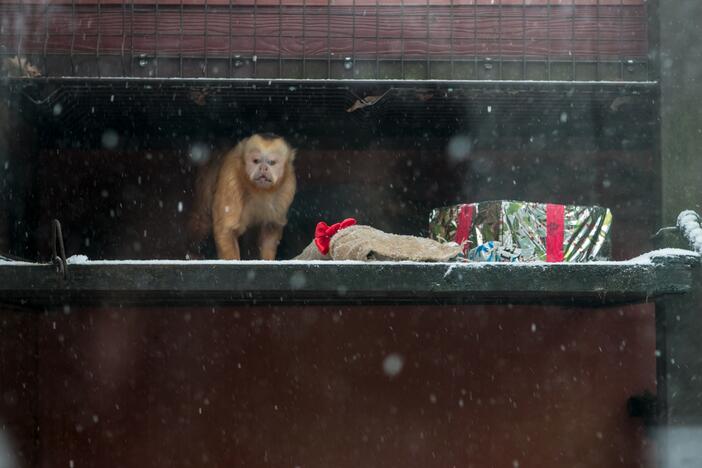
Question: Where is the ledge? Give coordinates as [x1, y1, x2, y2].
[0, 249, 698, 307]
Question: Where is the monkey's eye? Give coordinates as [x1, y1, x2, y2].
[253, 159, 260, 164]
[269, 160, 277, 166]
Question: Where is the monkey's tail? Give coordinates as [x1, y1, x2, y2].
[186, 162, 218, 257]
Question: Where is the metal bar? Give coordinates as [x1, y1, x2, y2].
[646, 0, 658, 81]
[228, 0, 233, 78]
[353, 0, 358, 77]
[498, 0, 503, 80]
[302, 0, 307, 78]
[203, 0, 208, 77]
[50, 219, 67, 279]
[14, 2, 23, 69]
[546, 0, 551, 80]
[96, 0, 102, 78]
[179, 0, 184, 77]
[425, 0, 430, 79]
[473, 1, 477, 78]
[70, 0, 76, 75]
[619, 0, 624, 79]
[655, 302, 668, 428]
[155, 0, 160, 77]
[4, 75, 658, 89]
[571, 0, 576, 79]
[43, 1, 50, 76]
[252, 0, 258, 77]
[652, 224, 701, 432]
[655, 263, 702, 465]
[658, 7, 702, 458]
[375, 0, 379, 78]
[130, 0, 135, 76]
[327, 1, 331, 78]
[120, 0, 127, 75]
[449, 0, 454, 79]
[596, 0, 600, 80]
[522, 0, 526, 79]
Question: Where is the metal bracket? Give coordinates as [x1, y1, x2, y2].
[21, 87, 60, 107]
[51, 219, 67, 279]
[651, 225, 677, 240]
[627, 390, 658, 430]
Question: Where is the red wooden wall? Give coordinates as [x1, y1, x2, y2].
[0, 303, 656, 468]
[0, 0, 648, 71]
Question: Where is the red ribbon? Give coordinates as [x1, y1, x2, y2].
[546, 204, 565, 262]
[314, 218, 357, 255]
[454, 204, 474, 254]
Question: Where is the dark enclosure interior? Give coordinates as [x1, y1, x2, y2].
[0, 0, 658, 261]
[0, 1, 668, 468]
[2, 78, 658, 261]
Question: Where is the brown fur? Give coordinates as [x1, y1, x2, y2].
[187, 134, 296, 260]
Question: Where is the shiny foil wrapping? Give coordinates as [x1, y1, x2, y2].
[429, 200, 613, 262]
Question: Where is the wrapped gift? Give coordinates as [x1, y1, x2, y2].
[429, 200, 613, 262]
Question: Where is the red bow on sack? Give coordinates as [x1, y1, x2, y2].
[314, 218, 357, 255]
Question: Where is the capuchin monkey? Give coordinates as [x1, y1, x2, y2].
[187, 133, 297, 260]
[1, 56, 41, 77]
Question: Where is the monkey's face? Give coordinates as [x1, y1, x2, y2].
[244, 145, 287, 189]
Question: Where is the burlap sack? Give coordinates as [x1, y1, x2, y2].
[294, 225, 463, 262]
[293, 239, 330, 261]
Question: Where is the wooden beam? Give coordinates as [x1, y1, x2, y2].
[0, 251, 697, 307]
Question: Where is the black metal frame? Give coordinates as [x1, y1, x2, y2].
[654, 211, 702, 441]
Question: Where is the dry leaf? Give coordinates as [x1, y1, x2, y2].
[415, 91, 434, 102]
[346, 95, 384, 113]
[189, 89, 209, 106]
[610, 96, 634, 112]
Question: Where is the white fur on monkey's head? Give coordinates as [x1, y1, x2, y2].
[242, 133, 295, 190]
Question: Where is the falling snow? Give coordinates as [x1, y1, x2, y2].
[382, 353, 404, 377]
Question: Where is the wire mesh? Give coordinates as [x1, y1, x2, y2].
[8, 77, 658, 139]
[0, 0, 650, 80]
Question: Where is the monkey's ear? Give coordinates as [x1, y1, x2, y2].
[234, 137, 249, 156]
[289, 148, 297, 162]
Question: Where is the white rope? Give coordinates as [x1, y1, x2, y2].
[677, 210, 702, 254]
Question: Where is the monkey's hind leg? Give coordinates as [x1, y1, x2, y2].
[214, 222, 242, 260]
[258, 224, 284, 261]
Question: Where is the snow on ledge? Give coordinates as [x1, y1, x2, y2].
[64, 249, 700, 266]
[629, 248, 700, 264]
[1, 249, 698, 268]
